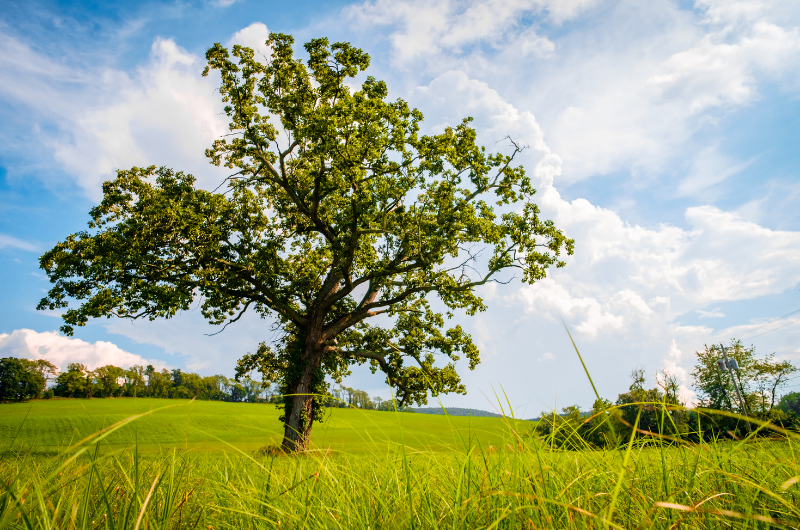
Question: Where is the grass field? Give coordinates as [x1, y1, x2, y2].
[0, 398, 527, 454]
[1, 398, 800, 529]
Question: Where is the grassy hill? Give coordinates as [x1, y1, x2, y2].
[413, 407, 503, 417]
[0, 398, 529, 455]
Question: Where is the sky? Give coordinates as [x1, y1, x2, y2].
[1, 0, 800, 418]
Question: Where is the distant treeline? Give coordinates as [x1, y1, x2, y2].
[533, 341, 800, 447]
[0, 359, 272, 402]
[0, 357, 410, 411]
[326, 386, 413, 411]
[3, 340, 799, 445]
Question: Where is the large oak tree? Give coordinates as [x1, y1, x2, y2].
[38, 33, 574, 451]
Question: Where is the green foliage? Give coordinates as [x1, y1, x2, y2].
[534, 370, 689, 450]
[53, 363, 88, 398]
[93, 364, 124, 397]
[534, 404, 592, 450]
[779, 391, 800, 415]
[614, 369, 687, 438]
[325, 385, 378, 409]
[0, 358, 48, 401]
[38, 32, 573, 450]
[49, 361, 268, 402]
[0, 354, 407, 411]
[692, 340, 797, 436]
[584, 397, 624, 447]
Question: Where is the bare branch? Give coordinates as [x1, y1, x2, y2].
[341, 349, 411, 396]
[206, 299, 253, 336]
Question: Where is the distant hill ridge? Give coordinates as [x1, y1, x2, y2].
[413, 407, 503, 418]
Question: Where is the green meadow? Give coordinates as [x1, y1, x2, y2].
[2, 398, 800, 529]
[0, 398, 526, 455]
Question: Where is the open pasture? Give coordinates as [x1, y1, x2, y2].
[0, 398, 527, 455]
[1, 399, 800, 529]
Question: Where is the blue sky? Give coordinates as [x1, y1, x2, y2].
[2, 0, 800, 416]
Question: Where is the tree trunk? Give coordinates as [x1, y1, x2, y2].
[281, 338, 324, 452]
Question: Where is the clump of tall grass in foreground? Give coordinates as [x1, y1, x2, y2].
[1, 402, 799, 530]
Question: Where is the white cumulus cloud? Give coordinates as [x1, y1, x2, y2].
[227, 22, 271, 59]
[647, 22, 800, 114]
[0, 329, 164, 371]
[51, 38, 230, 198]
[345, 0, 591, 63]
[406, 69, 800, 399]
[0, 29, 233, 198]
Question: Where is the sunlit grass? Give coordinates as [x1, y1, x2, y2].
[0, 398, 529, 455]
[1, 397, 799, 529]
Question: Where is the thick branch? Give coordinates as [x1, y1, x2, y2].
[250, 153, 339, 245]
[214, 258, 307, 325]
[343, 349, 411, 398]
[323, 256, 509, 339]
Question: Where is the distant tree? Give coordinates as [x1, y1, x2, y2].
[200, 375, 226, 400]
[95, 365, 125, 397]
[614, 369, 682, 439]
[751, 355, 797, 414]
[262, 382, 273, 402]
[54, 363, 88, 398]
[690, 341, 796, 438]
[584, 398, 623, 448]
[240, 376, 263, 402]
[229, 382, 247, 402]
[179, 371, 203, 398]
[0, 357, 47, 401]
[125, 365, 147, 397]
[341, 387, 353, 407]
[327, 386, 344, 407]
[208, 375, 229, 400]
[657, 369, 689, 433]
[535, 405, 590, 451]
[83, 369, 97, 398]
[147, 369, 172, 398]
[350, 388, 374, 409]
[0, 356, 287, 403]
[37, 33, 573, 451]
[692, 341, 796, 416]
[693, 343, 751, 413]
[779, 392, 800, 416]
[30, 359, 58, 386]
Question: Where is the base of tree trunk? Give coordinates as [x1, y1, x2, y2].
[281, 434, 311, 453]
[280, 391, 316, 452]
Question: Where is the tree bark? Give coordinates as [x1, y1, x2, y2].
[280, 336, 324, 452]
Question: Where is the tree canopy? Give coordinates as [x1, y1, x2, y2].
[692, 340, 796, 416]
[0, 357, 54, 401]
[38, 33, 574, 451]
